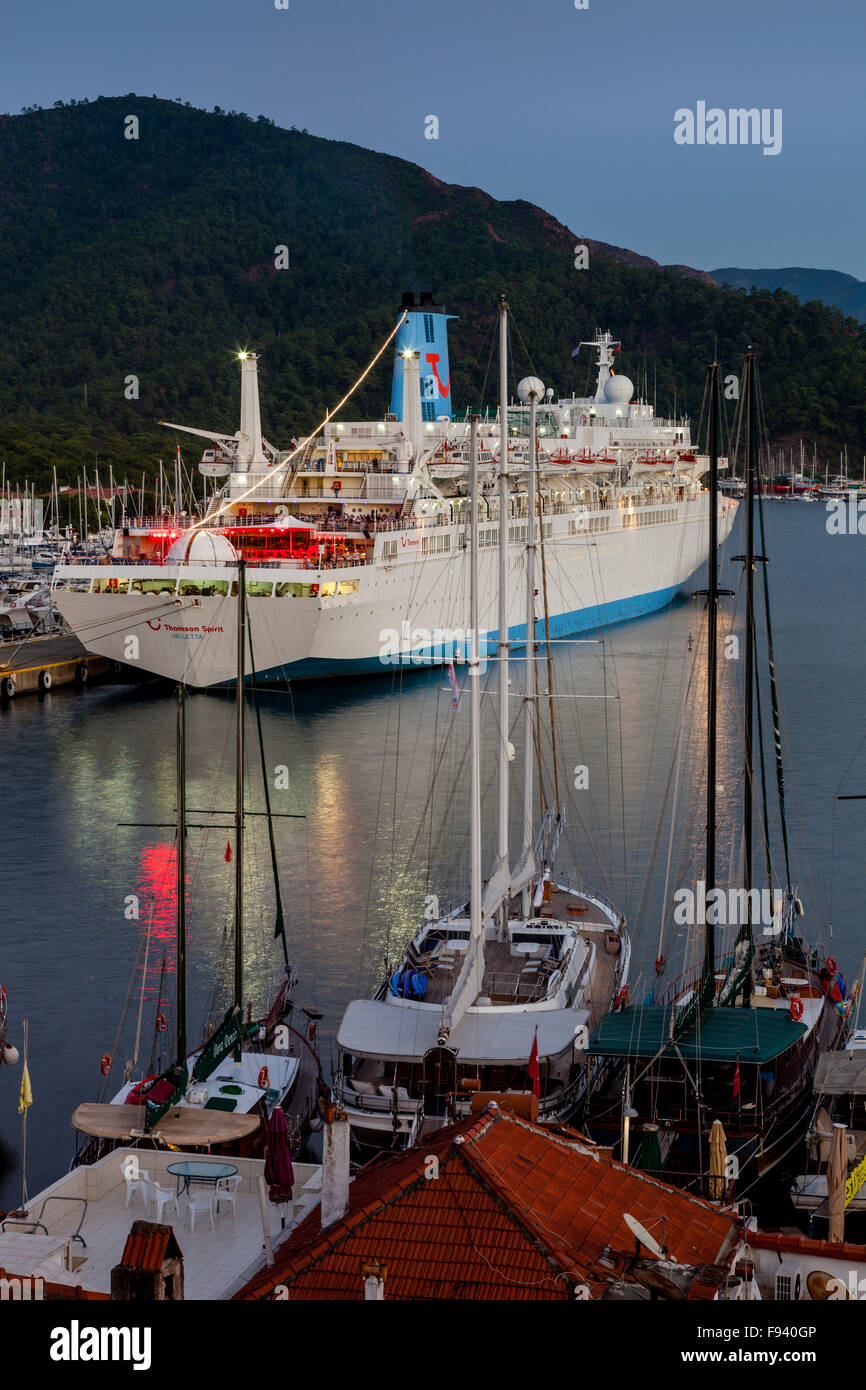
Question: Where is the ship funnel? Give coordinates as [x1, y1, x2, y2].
[390, 292, 456, 422]
[237, 352, 267, 468]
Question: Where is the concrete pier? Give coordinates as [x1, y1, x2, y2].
[0, 633, 122, 698]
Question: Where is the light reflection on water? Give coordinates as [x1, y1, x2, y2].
[1, 502, 864, 1202]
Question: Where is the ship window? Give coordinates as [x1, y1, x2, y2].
[56, 576, 92, 592]
[179, 579, 231, 597]
[274, 581, 312, 597]
[245, 581, 274, 598]
[92, 576, 130, 594]
[132, 578, 178, 595]
[319, 581, 336, 596]
[336, 580, 360, 595]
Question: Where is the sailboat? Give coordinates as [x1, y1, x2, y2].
[336, 298, 630, 1150]
[584, 353, 844, 1195]
[71, 554, 322, 1162]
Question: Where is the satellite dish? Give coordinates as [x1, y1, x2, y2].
[623, 1212, 665, 1259]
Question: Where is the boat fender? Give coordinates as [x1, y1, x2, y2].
[38, 670, 52, 691]
[790, 997, 804, 1022]
[2, 676, 15, 699]
[308, 1019, 317, 1041]
[100, 1053, 112, 1075]
[156, 1012, 166, 1033]
[74, 662, 88, 685]
[826, 957, 837, 976]
[613, 986, 629, 1011]
[258, 1065, 270, 1090]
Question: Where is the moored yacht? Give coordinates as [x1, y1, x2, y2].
[337, 301, 630, 1151]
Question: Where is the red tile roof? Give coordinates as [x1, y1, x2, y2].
[118, 1220, 183, 1273]
[236, 1107, 741, 1301]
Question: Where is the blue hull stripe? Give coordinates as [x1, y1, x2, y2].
[252, 581, 682, 682]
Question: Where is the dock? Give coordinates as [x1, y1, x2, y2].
[0, 633, 122, 698]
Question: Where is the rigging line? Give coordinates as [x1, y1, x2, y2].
[538, 502, 561, 811]
[755, 445, 791, 886]
[130, 898, 156, 1071]
[247, 623, 290, 971]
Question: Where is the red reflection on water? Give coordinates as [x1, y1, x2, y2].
[137, 841, 181, 946]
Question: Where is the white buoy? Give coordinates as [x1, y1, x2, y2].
[3, 1044, 20, 1066]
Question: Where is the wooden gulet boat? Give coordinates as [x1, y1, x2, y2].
[584, 352, 843, 1198]
[337, 298, 630, 1151]
[71, 556, 322, 1166]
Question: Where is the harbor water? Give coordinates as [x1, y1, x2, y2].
[2, 501, 864, 1206]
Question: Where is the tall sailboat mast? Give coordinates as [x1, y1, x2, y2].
[741, 351, 757, 969]
[234, 555, 247, 1055]
[496, 297, 510, 908]
[468, 414, 482, 975]
[175, 685, 187, 1063]
[702, 362, 721, 1006]
[521, 384, 539, 917]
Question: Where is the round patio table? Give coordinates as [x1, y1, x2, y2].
[167, 1160, 238, 1200]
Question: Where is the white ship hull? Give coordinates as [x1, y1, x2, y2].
[53, 495, 736, 686]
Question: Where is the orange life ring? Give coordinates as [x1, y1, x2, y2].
[790, 997, 804, 1022]
[100, 1053, 111, 1075]
[156, 1012, 166, 1033]
[826, 957, 837, 975]
[258, 1065, 270, 1089]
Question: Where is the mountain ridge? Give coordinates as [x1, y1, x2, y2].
[711, 267, 866, 324]
[0, 96, 863, 483]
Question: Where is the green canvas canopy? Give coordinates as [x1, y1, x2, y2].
[585, 1003, 805, 1064]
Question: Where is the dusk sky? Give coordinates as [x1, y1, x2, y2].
[3, 0, 864, 277]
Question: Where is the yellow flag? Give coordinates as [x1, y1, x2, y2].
[18, 1062, 32, 1115]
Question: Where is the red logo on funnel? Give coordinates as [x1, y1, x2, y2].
[425, 352, 450, 397]
[146, 619, 162, 631]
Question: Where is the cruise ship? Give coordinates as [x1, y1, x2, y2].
[52, 295, 737, 685]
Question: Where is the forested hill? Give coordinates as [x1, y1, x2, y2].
[1, 95, 864, 485]
[712, 267, 866, 325]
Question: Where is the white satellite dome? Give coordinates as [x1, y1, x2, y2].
[517, 376, 545, 403]
[165, 529, 238, 565]
[603, 373, 634, 405]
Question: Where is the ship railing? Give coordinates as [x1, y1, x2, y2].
[556, 875, 625, 930]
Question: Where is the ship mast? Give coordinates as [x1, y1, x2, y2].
[233, 555, 247, 1056]
[701, 362, 721, 1008]
[521, 384, 539, 917]
[496, 297, 510, 917]
[740, 351, 757, 974]
[175, 685, 188, 1063]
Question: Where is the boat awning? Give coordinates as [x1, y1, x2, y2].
[814, 1051, 866, 1096]
[71, 1103, 261, 1145]
[338, 999, 588, 1066]
[71, 1104, 147, 1140]
[585, 1004, 806, 1064]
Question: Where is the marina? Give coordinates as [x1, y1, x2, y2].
[1, 2, 865, 1337]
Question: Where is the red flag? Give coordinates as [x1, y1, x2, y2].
[528, 1028, 540, 1099]
[732, 1059, 740, 1100]
[225, 840, 232, 862]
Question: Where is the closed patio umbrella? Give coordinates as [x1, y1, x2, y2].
[265, 1106, 295, 1228]
[640, 1124, 662, 1178]
[708, 1119, 728, 1201]
[827, 1122, 847, 1244]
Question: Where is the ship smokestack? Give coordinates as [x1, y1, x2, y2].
[390, 292, 456, 423]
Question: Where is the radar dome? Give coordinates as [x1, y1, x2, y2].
[165, 529, 239, 565]
[603, 373, 634, 405]
[517, 376, 545, 403]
